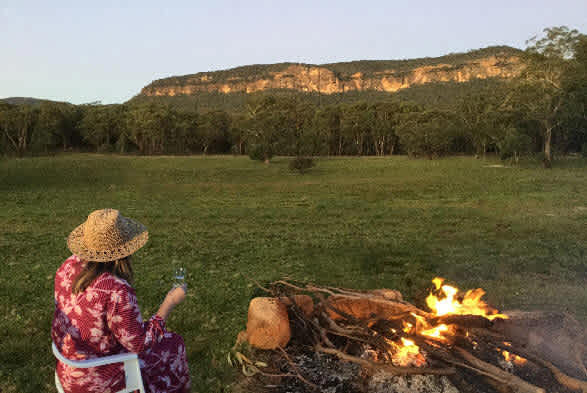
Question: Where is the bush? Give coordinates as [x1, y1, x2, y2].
[97, 143, 113, 153]
[289, 156, 315, 173]
[248, 144, 273, 162]
[582, 142, 587, 158]
[498, 129, 532, 162]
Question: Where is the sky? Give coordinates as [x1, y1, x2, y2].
[1, 0, 586, 105]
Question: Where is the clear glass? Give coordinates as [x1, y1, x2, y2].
[173, 266, 186, 287]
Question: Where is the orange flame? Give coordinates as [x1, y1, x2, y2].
[501, 350, 527, 366]
[388, 337, 426, 367]
[401, 278, 508, 343]
[426, 278, 508, 321]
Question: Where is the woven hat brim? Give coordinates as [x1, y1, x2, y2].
[67, 218, 149, 262]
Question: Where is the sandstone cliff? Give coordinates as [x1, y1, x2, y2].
[140, 47, 524, 97]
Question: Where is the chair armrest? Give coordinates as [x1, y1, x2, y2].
[52, 342, 139, 368]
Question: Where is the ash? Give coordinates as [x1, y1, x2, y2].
[277, 352, 363, 393]
[276, 352, 460, 393]
[369, 374, 459, 393]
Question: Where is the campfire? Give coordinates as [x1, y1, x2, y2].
[231, 278, 587, 393]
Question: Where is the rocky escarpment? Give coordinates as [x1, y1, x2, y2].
[140, 48, 524, 97]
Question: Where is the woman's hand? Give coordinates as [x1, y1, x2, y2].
[157, 284, 187, 320]
[165, 284, 187, 307]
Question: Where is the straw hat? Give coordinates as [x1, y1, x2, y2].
[67, 209, 149, 262]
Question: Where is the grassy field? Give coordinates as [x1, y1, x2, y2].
[1, 154, 585, 392]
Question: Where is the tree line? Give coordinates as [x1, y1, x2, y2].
[1, 27, 585, 167]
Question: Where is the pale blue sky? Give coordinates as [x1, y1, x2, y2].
[1, 0, 586, 104]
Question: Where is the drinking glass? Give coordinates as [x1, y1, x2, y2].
[173, 266, 186, 287]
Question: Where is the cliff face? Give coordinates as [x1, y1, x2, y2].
[140, 54, 523, 97]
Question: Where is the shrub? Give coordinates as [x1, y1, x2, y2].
[498, 129, 532, 162]
[582, 142, 587, 158]
[97, 143, 113, 153]
[248, 144, 273, 162]
[289, 156, 315, 173]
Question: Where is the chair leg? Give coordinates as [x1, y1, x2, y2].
[55, 371, 65, 393]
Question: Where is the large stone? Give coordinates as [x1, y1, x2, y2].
[246, 297, 291, 349]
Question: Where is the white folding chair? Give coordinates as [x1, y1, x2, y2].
[52, 341, 145, 393]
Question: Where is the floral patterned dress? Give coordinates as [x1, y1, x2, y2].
[51, 255, 191, 393]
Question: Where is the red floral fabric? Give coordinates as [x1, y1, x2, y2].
[51, 255, 190, 393]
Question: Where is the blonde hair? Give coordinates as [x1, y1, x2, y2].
[72, 256, 134, 294]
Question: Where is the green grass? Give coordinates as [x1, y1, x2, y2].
[1, 154, 585, 392]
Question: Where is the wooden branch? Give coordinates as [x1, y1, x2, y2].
[492, 341, 587, 393]
[271, 280, 309, 293]
[428, 314, 494, 329]
[315, 344, 455, 376]
[454, 347, 546, 393]
[242, 273, 272, 293]
[320, 312, 367, 336]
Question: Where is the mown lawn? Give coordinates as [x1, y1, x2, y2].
[0, 154, 585, 392]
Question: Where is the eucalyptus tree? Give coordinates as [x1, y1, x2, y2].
[243, 96, 281, 163]
[396, 110, 458, 158]
[80, 104, 127, 152]
[0, 104, 38, 156]
[340, 102, 373, 156]
[199, 110, 231, 154]
[516, 26, 585, 167]
[313, 105, 342, 156]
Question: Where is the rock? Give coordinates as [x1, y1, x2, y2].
[246, 297, 291, 349]
[492, 310, 587, 379]
[279, 294, 314, 317]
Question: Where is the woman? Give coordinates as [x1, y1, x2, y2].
[51, 209, 191, 393]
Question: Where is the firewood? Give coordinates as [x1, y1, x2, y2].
[454, 346, 546, 393]
[491, 341, 587, 393]
[492, 310, 586, 379]
[429, 314, 494, 329]
[325, 295, 426, 321]
[315, 344, 456, 376]
[246, 297, 291, 349]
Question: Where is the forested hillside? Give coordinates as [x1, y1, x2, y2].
[1, 28, 585, 168]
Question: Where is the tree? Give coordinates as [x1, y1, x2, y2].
[396, 110, 457, 158]
[560, 34, 587, 153]
[80, 105, 127, 152]
[456, 84, 513, 157]
[0, 105, 38, 156]
[229, 113, 248, 155]
[370, 101, 418, 156]
[243, 97, 281, 163]
[199, 110, 231, 154]
[314, 106, 342, 156]
[341, 102, 373, 156]
[517, 26, 585, 167]
[497, 128, 533, 163]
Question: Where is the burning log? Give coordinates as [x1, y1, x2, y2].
[325, 295, 426, 321]
[492, 310, 586, 380]
[428, 314, 494, 329]
[490, 340, 587, 393]
[453, 347, 546, 393]
[315, 344, 456, 376]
